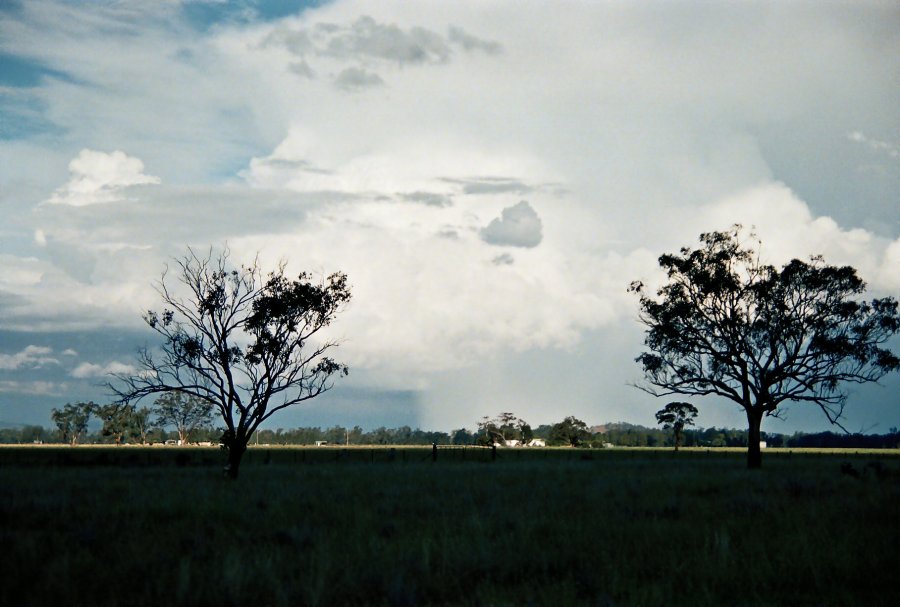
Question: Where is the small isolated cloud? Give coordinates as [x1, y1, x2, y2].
[70, 361, 136, 379]
[46, 149, 160, 206]
[480, 200, 543, 248]
[400, 191, 453, 207]
[0, 345, 59, 370]
[334, 67, 384, 91]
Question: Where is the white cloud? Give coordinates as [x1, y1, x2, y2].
[0, 346, 59, 370]
[877, 239, 900, 290]
[70, 361, 136, 379]
[0, 380, 66, 396]
[695, 183, 897, 294]
[45, 149, 160, 207]
[0, 255, 43, 288]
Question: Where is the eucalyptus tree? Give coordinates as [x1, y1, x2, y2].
[50, 402, 95, 446]
[655, 402, 699, 451]
[631, 226, 899, 468]
[151, 392, 215, 445]
[113, 248, 351, 478]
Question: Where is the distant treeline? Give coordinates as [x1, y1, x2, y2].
[2, 421, 899, 449]
[593, 423, 900, 450]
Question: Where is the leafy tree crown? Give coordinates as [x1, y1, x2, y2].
[631, 225, 899, 429]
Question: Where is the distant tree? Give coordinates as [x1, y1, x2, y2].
[451, 428, 474, 445]
[323, 425, 347, 445]
[549, 416, 590, 447]
[532, 424, 554, 440]
[478, 412, 527, 445]
[20, 425, 47, 444]
[152, 393, 214, 445]
[96, 403, 135, 445]
[112, 247, 351, 478]
[50, 402, 95, 446]
[131, 406, 154, 444]
[631, 226, 899, 468]
[520, 423, 534, 444]
[368, 426, 392, 445]
[655, 402, 699, 451]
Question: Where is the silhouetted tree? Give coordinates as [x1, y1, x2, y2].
[112, 247, 351, 478]
[151, 393, 214, 445]
[549, 416, 590, 446]
[631, 226, 899, 468]
[655, 401, 699, 451]
[50, 402, 95, 445]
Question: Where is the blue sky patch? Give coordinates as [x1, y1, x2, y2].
[0, 52, 72, 88]
[181, 0, 330, 32]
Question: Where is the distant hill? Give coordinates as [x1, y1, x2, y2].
[591, 422, 648, 433]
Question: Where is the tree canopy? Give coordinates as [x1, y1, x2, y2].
[112, 247, 351, 477]
[631, 226, 899, 468]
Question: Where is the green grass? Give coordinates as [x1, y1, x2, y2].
[1, 447, 898, 606]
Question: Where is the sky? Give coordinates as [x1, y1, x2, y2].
[1, 0, 898, 435]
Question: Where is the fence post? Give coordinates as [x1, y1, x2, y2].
[432, 442, 438, 462]
[492, 444, 497, 461]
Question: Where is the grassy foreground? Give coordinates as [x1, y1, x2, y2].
[1, 447, 898, 606]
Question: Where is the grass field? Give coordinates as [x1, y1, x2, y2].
[2, 446, 898, 606]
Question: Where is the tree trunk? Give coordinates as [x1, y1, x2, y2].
[746, 409, 763, 469]
[225, 439, 248, 479]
